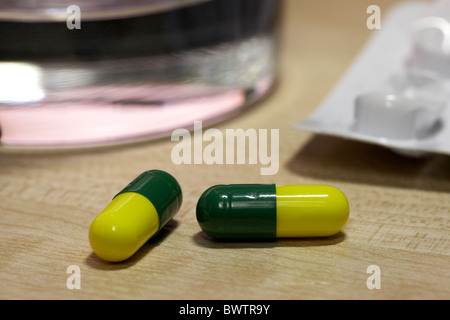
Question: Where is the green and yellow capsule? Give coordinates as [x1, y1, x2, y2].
[89, 170, 182, 262]
[196, 184, 349, 239]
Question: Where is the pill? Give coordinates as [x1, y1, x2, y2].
[89, 170, 182, 262]
[196, 184, 349, 239]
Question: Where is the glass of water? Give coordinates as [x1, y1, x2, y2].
[0, 0, 282, 148]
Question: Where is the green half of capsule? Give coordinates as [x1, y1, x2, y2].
[196, 184, 349, 239]
[89, 170, 182, 262]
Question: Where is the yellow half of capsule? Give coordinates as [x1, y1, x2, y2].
[275, 185, 349, 237]
[89, 192, 160, 262]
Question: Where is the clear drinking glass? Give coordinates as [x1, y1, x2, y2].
[0, 0, 282, 149]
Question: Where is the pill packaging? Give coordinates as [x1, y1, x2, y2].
[294, 0, 450, 157]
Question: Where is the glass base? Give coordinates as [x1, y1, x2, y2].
[0, 77, 274, 149]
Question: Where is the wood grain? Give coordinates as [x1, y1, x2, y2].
[1, 0, 448, 300]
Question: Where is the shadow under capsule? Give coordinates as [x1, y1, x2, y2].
[192, 230, 346, 249]
[85, 219, 179, 270]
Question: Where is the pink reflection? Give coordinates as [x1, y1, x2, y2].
[0, 83, 247, 148]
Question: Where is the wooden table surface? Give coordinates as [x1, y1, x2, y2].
[1, 0, 449, 300]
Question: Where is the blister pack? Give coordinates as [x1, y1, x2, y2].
[294, 0, 450, 156]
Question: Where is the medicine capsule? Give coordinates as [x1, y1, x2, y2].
[89, 170, 182, 262]
[196, 184, 349, 239]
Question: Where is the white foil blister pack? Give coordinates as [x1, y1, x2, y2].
[294, 0, 450, 156]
